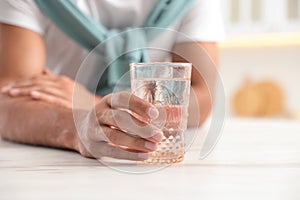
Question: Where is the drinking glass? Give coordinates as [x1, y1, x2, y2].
[130, 62, 192, 164]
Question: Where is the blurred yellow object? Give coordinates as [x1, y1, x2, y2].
[232, 79, 285, 117]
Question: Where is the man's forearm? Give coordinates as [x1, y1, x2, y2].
[0, 95, 80, 151]
[188, 85, 212, 127]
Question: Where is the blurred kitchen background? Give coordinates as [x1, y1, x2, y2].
[218, 0, 300, 119]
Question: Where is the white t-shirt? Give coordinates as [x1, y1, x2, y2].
[0, 0, 225, 87]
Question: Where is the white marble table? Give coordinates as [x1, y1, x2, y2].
[1, 118, 300, 200]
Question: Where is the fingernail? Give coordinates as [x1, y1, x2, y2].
[151, 131, 164, 142]
[138, 153, 149, 160]
[147, 106, 159, 119]
[9, 89, 20, 96]
[145, 141, 157, 151]
[31, 91, 41, 98]
[1, 84, 13, 93]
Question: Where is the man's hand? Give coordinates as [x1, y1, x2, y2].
[75, 91, 164, 160]
[1, 69, 164, 160]
[1, 69, 98, 110]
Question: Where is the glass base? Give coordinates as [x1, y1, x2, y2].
[141, 152, 184, 164]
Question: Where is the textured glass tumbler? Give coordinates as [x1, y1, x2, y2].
[130, 62, 192, 164]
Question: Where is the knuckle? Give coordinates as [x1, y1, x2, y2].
[118, 91, 130, 98]
[104, 93, 112, 102]
[115, 91, 130, 102]
[103, 94, 113, 106]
